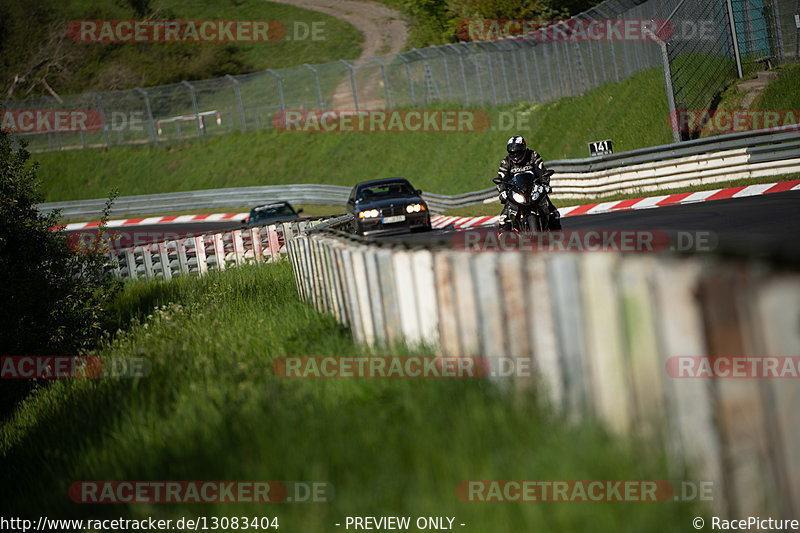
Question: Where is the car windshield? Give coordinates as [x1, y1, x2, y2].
[250, 204, 295, 221]
[356, 182, 416, 202]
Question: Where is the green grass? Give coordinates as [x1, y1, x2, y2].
[754, 62, 800, 111]
[694, 62, 800, 139]
[1, 261, 701, 529]
[33, 67, 674, 203]
[29, 60, 800, 218]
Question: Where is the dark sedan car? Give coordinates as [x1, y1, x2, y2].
[346, 178, 432, 236]
[243, 201, 302, 226]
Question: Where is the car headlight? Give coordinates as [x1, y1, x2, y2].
[358, 209, 380, 219]
[512, 192, 527, 204]
[405, 203, 426, 213]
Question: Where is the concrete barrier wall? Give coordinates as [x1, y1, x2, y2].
[286, 232, 800, 516]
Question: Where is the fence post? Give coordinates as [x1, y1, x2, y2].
[550, 42, 565, 99]
[657, 40, 681, 143]
[562, 41, 576, 97]
[410, 49, 429, 105]
[794, 0, 800, 61]
[445, 44, 469, 106]
[476, 42, 498, 105]
[340, 59, 359, 111]
[371, 56, 392, 109]
[182, 80, 203, 137]
[397, 53, 416, 105]
[44, 96, 62, 151]
[620, 32, 632, 80]
[134, 87, 158, 146]
[265, 69, 286, 116]
[492, 42, 512, 103]
[225, 74, 247, 133]
[609, 40, 620, 83]
[90, 91, 110, 148]
[726, 0, 744, 78]
[532, 45, 551, 102]
[433, 47, 452, 100]
[463, 43, 485, 105]
[303, 64, 324, 111]
[512, 39, 533, 101]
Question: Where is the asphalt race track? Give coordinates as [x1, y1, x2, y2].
[561, 190, 800, 255]
[64, 191, 800, 258]
[390, 190, 800, 258]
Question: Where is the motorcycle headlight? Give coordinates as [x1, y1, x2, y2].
[358, 209, 380, 219]
[405, 203, 426, 213]
[512, 192, 527, 204]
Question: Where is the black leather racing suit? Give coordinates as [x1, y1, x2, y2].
[496, 148, 561, 230]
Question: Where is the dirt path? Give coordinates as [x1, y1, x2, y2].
[270, 0, 408, 58]
[269, 0, 409, 109]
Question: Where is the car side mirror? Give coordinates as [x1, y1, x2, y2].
[347, 198, 355, 205]
[415, 189, 422, 195]
[296, 208, 304, 214]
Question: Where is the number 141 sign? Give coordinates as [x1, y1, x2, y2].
[589, 139, 613, 157]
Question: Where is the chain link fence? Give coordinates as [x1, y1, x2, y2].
[3, 0, 798, 152]
[663, 0, 798, 118]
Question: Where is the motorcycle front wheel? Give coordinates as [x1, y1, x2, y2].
[526, 214, 542, 232]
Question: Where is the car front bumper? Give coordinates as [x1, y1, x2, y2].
[356, 213, 431, 236]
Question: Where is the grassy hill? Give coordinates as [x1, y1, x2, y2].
[0, 261, 701, 530]
[0, 0, 363, 98]
[25, 62, 800, 219]
[33, 67, 674, 203]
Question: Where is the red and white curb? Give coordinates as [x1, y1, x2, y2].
[62, 212, 249, 231]
[431, 180, 800, 230]
[59, 180, 799, 231]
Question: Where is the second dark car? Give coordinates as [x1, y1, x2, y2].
[346, 178, 431, 236]
[243, 201, 302, 226]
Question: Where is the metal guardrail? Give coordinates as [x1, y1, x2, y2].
[39, 125, 800, 219]
[285, 227, 800, 518]
[99, 215, 345, 281]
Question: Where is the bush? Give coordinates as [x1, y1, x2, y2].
[383, 0, 602, 47]
[0, 130, 120, 418]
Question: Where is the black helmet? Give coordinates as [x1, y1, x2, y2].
[507, 135, 526, 164]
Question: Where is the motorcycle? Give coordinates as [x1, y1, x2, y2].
[493, 169, 560, 231]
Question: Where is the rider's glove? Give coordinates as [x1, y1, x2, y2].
[499, 190, 508, 203]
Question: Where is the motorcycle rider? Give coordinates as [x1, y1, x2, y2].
[496, 135, 561, 230]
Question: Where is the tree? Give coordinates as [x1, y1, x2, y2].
[0, 128, 120, 417]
